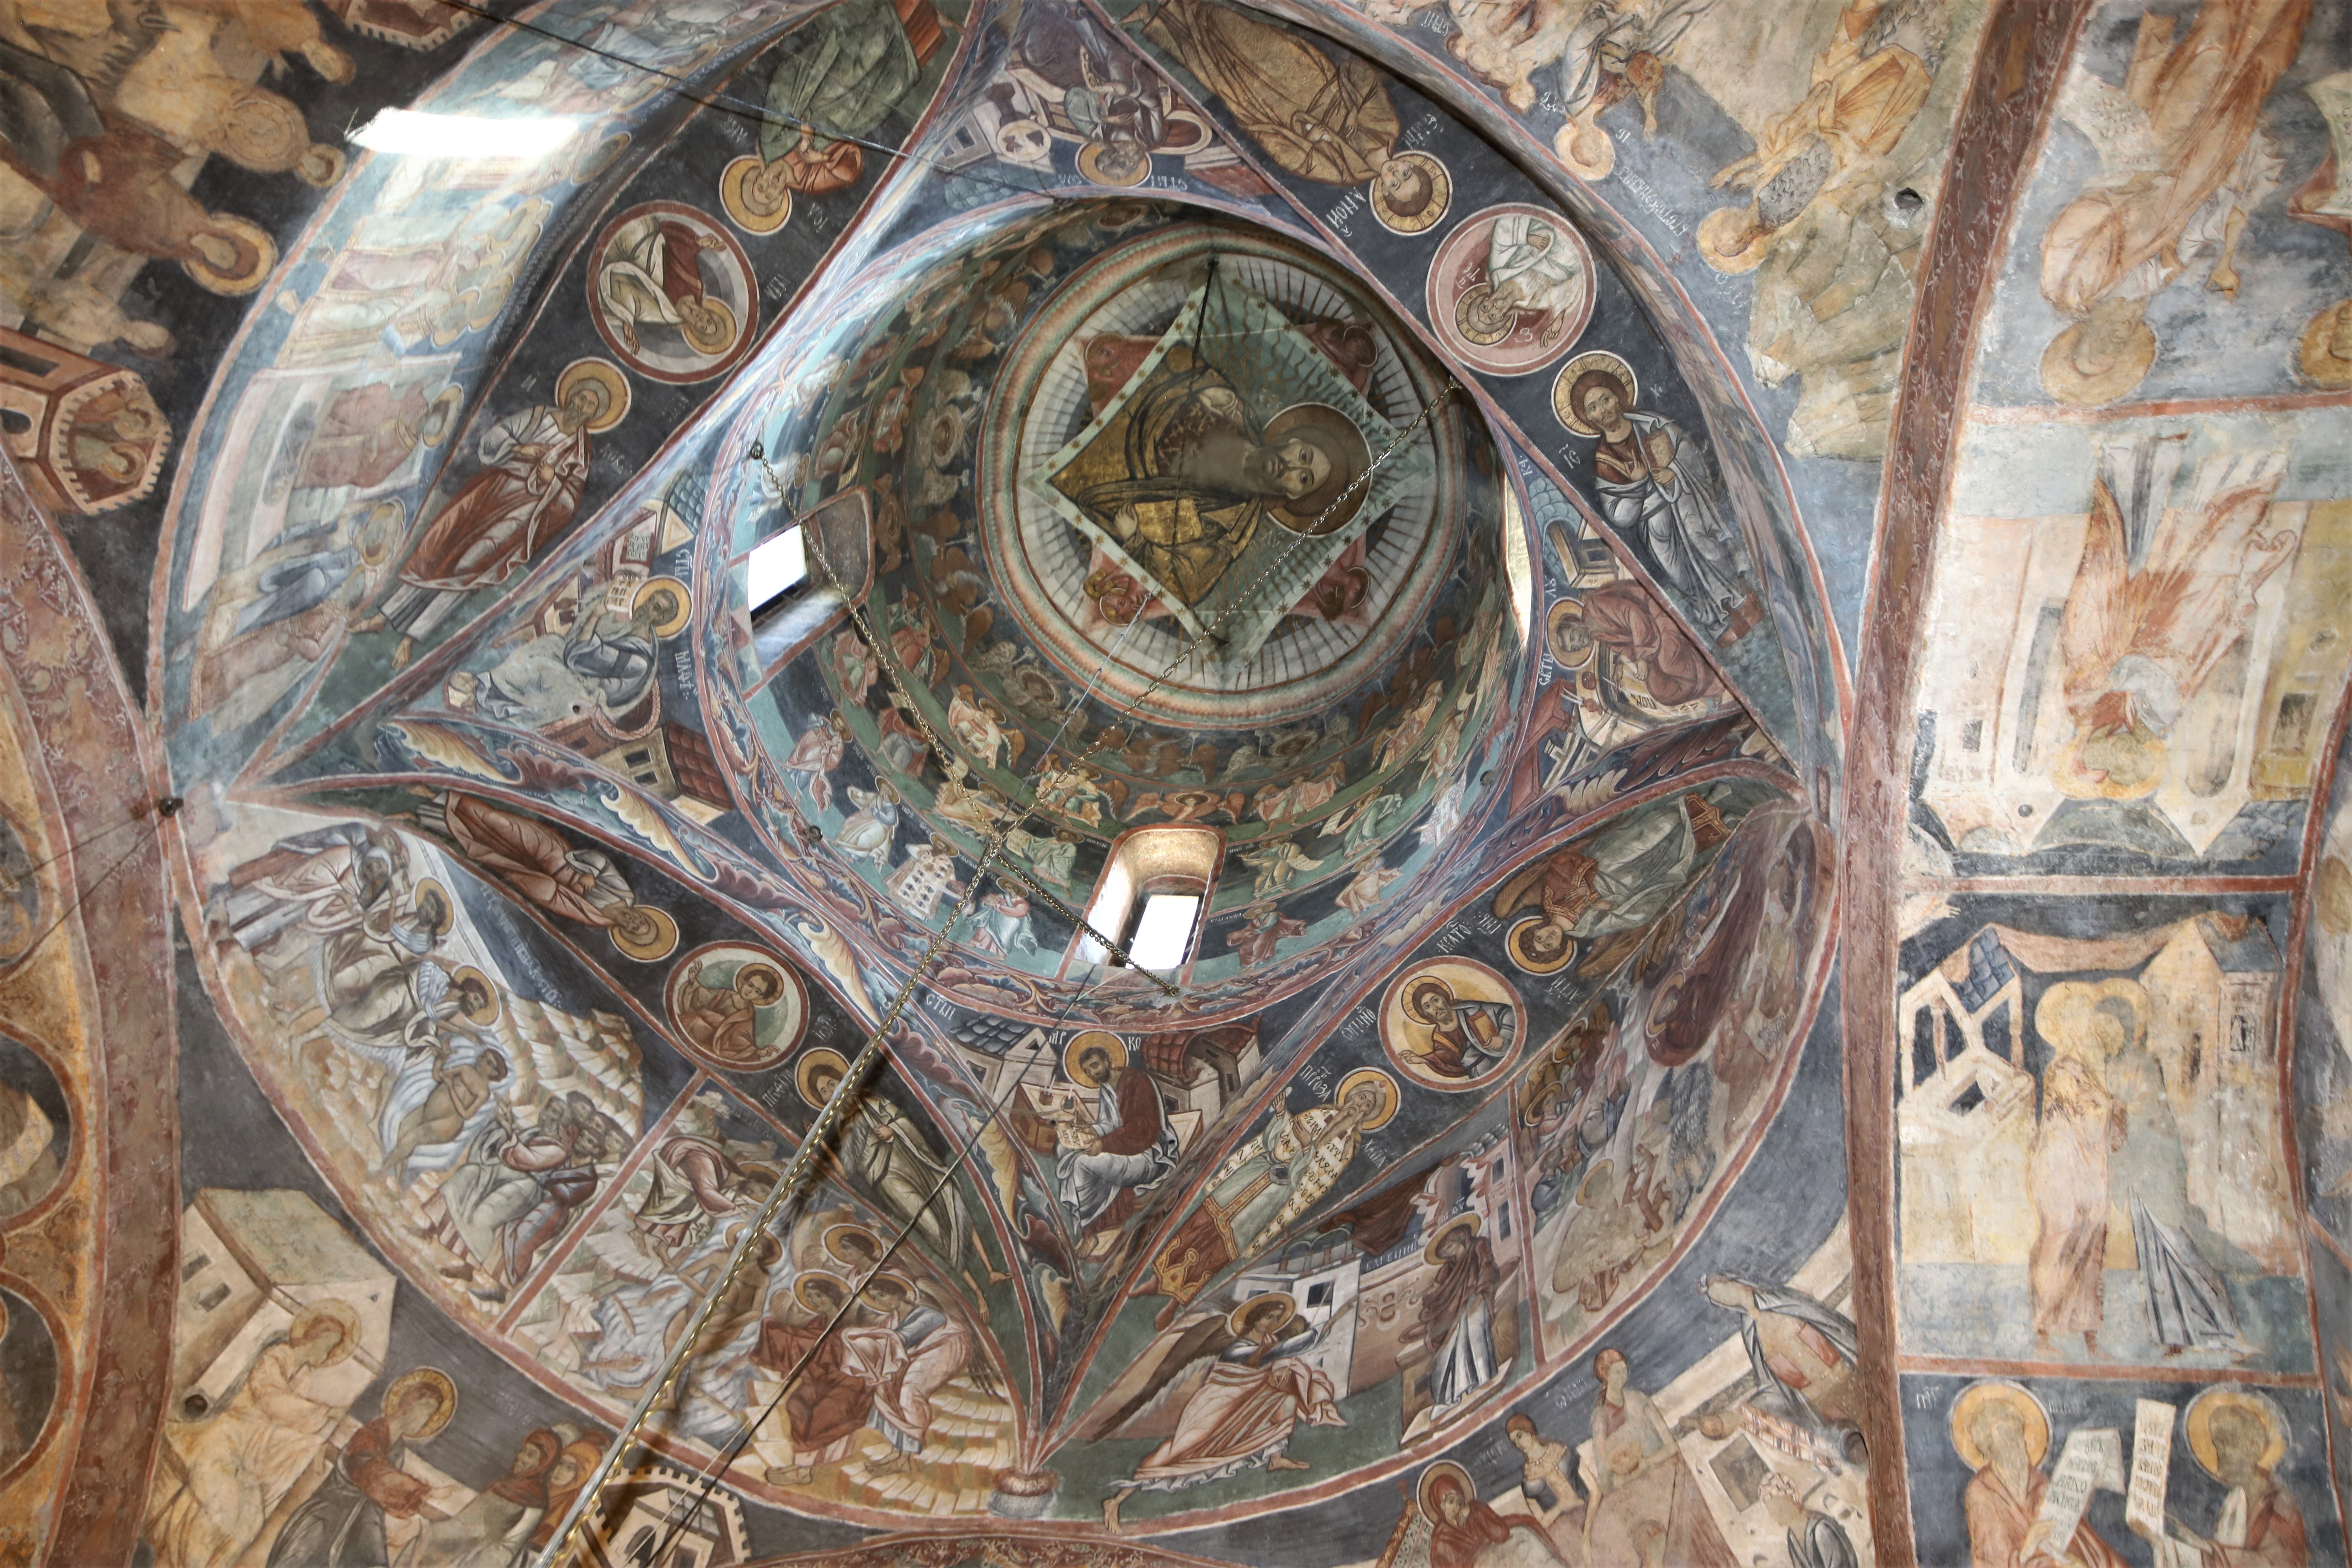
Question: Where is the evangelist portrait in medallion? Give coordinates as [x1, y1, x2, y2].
[664, 943, 808, 1072]
[1426, 204, 1595, 375]
[588, 202, 758, 383]
[1380, 957, 1523, 1091]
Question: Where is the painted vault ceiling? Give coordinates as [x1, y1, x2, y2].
[0, 0, 2347, 1565]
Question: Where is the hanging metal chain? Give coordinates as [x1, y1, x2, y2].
[537, 311, 1457, 1566]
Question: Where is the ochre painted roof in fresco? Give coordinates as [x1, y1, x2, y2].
[0, 0, 2348, 1564]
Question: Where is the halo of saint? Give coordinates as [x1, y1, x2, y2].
[1380, 957, 1524, 1090]
[665, 944, 810, 1072]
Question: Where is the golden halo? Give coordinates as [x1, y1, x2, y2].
[1506, 915, 1576, 975]
[289, 1297, 363, 1364]
[183, 214, 277, 296]
[1334, 1066, 1400, 1129]
[2053, 729, 2165, 801]
[1078, 139, 1152, 188]
[1063, 1030, 1127, 1088]
[1554, 116, 1614, 181]
[634, 576, 692, 637]
[794, 1270, 850, 1315]
[2034, 977, 2148, 1063]
[1370, 150, 1452, 236]
[356, 499, 405, 566]
[297, 143, 348, 189]
[1697, 205, 1770, 274]
[2185, 1386, 2288, 1478]
[1421, 1211, 1481, 1266]
[1262, 403, 1373, 536]
[1551, 351, 1639, 438]
[1546, 597, 1595, 671]
[448, 966, 502, 1026]
[822, 1222, 884, 1269]
[608, 903, 678, 962]
[383, 1367, 458, 1439]
[795, 1047, 851, 1110]
[1453, 283, 1511, 346]
[720, 154, 793, 234]
[416, 387, 463, 449]
[865, 1271, 918, 1302]
[1948, 1380, 2048, 1471]
[2299, 299, 2352, 388]
[573, 130, 631, 185]
[1226, 1291, 1301, 1339]
[412, 878, 454, 937]
[1576, 1159, 1615, 1205]
[2039, 317, 2156, 409]
[678, 296, 738, 357]
[555, 358, 631, 432]
[1417, 1459, 1476, 1521]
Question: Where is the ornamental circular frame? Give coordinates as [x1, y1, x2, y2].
[662, 942, 810, 1073]
[585, 201, 761, 385]
[1378, 954, 1525, 1093]
[1424, 203, 1596, 377]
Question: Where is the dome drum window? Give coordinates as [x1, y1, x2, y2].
[1072, 825, 1222, 977]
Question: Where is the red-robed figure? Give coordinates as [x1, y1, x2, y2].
[358, 366, 621, 668]
[1053, 1036, 1178, 1237]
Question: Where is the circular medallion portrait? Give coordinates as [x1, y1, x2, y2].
[1371, 151, 1452, 236]
[587, 202, 758, 384]
[1426, 204, 1595, 375]
[0, 1035, 70, 1220]
[664, 944, 808, 1072]
[1380, 957, 1524, 1091]
[0, 1284, 62, 1481]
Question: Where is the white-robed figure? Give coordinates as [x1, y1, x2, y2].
[1469, 213, 1587, 347]
[849, 1274, 975, 1474]
[1101, 1293, 1344, 1532]
[1562, 359, 1753, 637]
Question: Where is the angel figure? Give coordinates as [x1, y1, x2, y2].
[932, 773, 1012, 836]
[1133, 787, 1243, 825]
[1230, 903, 1308, 967]
[2054, 443, 2295, 801]
[2037, 0, 2304, 406]
[948, 684, 1021, 770]
[835, 780, 902, 867]
[784, 710, 851, 814]
[1038, 764, 1122, 830]
[1240, 835, 1324, 899]
[1554, 0, 1719, 177]
[1099, 1294, 1344, 1532]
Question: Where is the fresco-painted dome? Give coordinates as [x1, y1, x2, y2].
[26, 0, 2347, 1563]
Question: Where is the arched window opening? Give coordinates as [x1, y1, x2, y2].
[1073, 826, 1221, 977]
[738, 484, 873, 690]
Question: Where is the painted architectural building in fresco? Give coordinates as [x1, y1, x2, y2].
[0, 0, 2346, 1565]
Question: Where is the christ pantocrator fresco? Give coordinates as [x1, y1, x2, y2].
[1035, 268, 1429, 663]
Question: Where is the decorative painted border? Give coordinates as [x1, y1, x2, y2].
[0, 449, 178, 1566]
[1841, 4, 2102, 1560]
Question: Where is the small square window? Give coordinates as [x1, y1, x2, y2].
[748, 526, 808, 617]
[1127, 893, 1201, 970]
